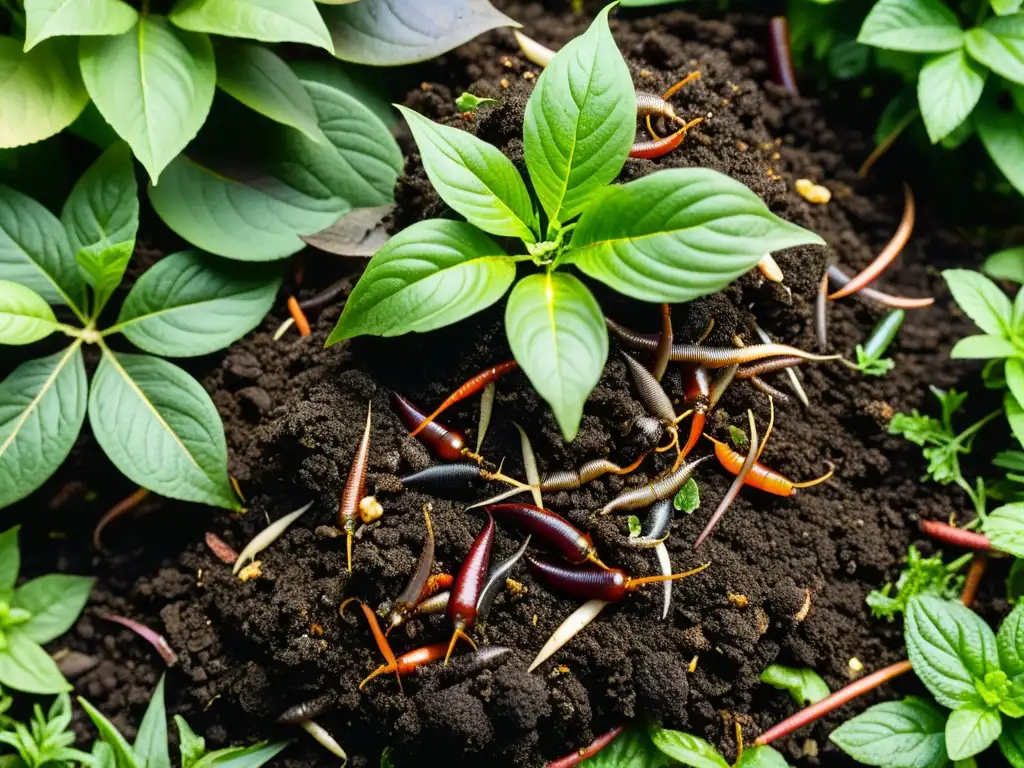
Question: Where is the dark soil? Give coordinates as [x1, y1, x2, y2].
[5, 3, 1004, 767]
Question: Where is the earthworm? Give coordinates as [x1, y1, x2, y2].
[768, 16, 799, 96]
[827, 265, 934, 309]
[361, 643, 449, 689]
[919, 520, 992, 552]
[338, 402, 372, 572]
[708, 365, 738, 409]
[487, 504, 606, 568]
[752, 323, 808, 407]
[546, 726, 626, 768]
[600, 456, 710, 515]
[636, 91, 680, 123]
[205, 532, 238, 565]
[93, 487, 151, 555]
[736, 357, 806, 380]
[101, 615, 177, 666]
[286, 296, 311, 337]
[387, 505, 435, 635]
[694, 410, 758, 549]
[706, 435, 833, 496]
[399, 463, 525, 492]
[278, 695, 332, 724]
[341, 598, 402, 692]
[630, 119, 703, 159]
[445, 513, 495, 662]
[540, 453, 648, 491]
[410, 361, 517, 437]
[627, 499, 673, 549]
[413, 590, 451, 616]
[392, 392, 483, 464]
[525, 555, 710, 603]
[476, 536, 531, 623]
[476, 381, 496, 453]
[749, 376, 791, 404]
[652, 304, 673, 382]
[815, 271, 829, 349]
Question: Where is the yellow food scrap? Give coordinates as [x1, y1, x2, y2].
[688, 655, 699, 673]
[727, 593, 749, 608]
[238, 561, 262, 582]
[794, 589, 812, 621]
[506, 578, 528, 597]
[532, 614, 538, 626]
[795, 178, 832, 204]
[849, 657, 864, 673]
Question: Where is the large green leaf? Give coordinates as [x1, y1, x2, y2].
[992, 0, 1024, 14]
[170, 0, 333, 52]
[648, 728, 729, 768]
[12, 574, 93, 644]
[942, 268, 1013, 336]
[950, 334, 1018, 359]
[134, 676, 171, 768]
[569, 168, 824, 303]
[198, 742, 291, 767]
[857, 0, 964, 52]
[581, 726, 671, 767]
[945, 704, 1002, 761]
[79, 17, 216, 184]
[830, 697, 948, 768]
[976, 89, 1024, 198]
[998, 602, 1024, 678]
[984, 247, 1024, 283]
[0, 281, 61, 345]
[397, 106, 537, 242]
[966, 16, 1024, 85]
[0, 36, 88, 149]
[289, 60, 396, 127]
[0, 629, 70, 694]
[321, 0, 517, 65]
[983, 503, 1024, 558]
[23, 0, 137, 51]
[1000, 718, 1024, 767]
[0, 345, 87, 510]
[61, 141, 139, 258]
[918, 49, 987, 144]
[328, 219, 514, 344]
[114, 250, 282, 357]
[505, 272, 606, 442]
[88, 350, 239, 509]
[215, 41, 327, 144]
[0, 526, 19, 598]
[523, 5, 635, 228]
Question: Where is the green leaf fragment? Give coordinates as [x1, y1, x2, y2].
[0, 630, 70, 694]
[0, 281, 60, 345]
[867, 545, 966, 620]
[23, 0, 138, 51]
[673, 478, 700, 513]
[12, 574, 93, 644]
[857, 0, 965, 53]
[945, 704, 1002, 760]
[456, 92, 497, 113]
[966, 17, 1024, 86]
[976, 91, 1024, 198]
[627, 515, 641, 537]
[760, 663, 831, 705]
[984, 503, 1024, 558]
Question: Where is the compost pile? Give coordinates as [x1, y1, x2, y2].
[16, 3, 988, 766]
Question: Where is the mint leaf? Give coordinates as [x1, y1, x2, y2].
[729, 424, 749, 449]
[946, 704, 1002, 760]
[760, 664, 830, 705]
[976, 93, 1024, 199]
[736, 747, 790, 768]
[0, 281, 60, 345]
[648, 726, 729, 768]
[944, 269, 1013, 338]
[581, 726, 670, 767]
[867, 545, 966, 620]
[673, 478, 700, 513]
[168, 0, 333, 53]
[12, 574, 93, 644]
[23, 0, 138, 51]
[966, 17, 1024, 85]
[905, 595, 999, 709]
[858, 0, 964, 52]
[523, 4, 635, 227]
[918, 50, 987, 144]
[830, 697, 948, 768]
[950, 334, 1018, 359]
[570, 167, 823, 303]
[1000, 717, 1024, 767]
[983, 247, 1024, 284]
[983, 503, 1024, 558]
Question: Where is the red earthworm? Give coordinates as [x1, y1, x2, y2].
[341, 598, 402, 692]
[525, 555, 710, 602]
[540, 453, 649, 492]
[286, 296, 311, 337]
[749, 376, 791, 404]
[705, 434, 833, 496]
[827, 265, 934, 309]
[830, 184, 915, 299]
[205, 532, 238, 565]
[391, 392, 485, 464]
[962, 555, 988, 607]
[386, 505, 435, 635]
[641, 72, 701, 141]
[736, 357, 806, 380]
[547, 725, 626, 768]
[487, 504, 608, 568]
[815, 271, 829, 350]
[694, 410, 758, 548]
[652, 304, 673, 382]
[769, 17, 799, 96]
[93, 487, 151, 555]
[476, 536, 531, 623]
[919, 520, 992, 552]
[399, 462, 527, 492]
[755, 660, 913, 745]
[101, 614, 177, 666]
[414, 590, 451, 616]
[409, 361, 517, 437]
[299, 278, 347, 312]
[680, 412, 705, 460]
[627, 499, 673, 549]
[445, 513, 495, 662]
[360, 642, 449, 689]
[630, 118, 703, 159]
[338, 402, 372, 573]
[600, 456, 710, 515]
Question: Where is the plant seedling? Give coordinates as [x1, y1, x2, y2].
[328, 4, 823, 440]
[760, 664, 830, 706]
[0, 142, 285, 512]
[673, 477, 701, 513]
[0, 691, 91, 767]
[854, 309, 904, 376]
[456, 92, 497, 113]
[0, 525, 92, 694]
[866, 544, 970, 621]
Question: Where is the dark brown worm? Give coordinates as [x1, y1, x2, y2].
[541, 454, 647, 491]
[476, 536, 531, 622]
[298, 278, 347, 312]
[749, 377, 792, 404]
[278, 695, 332, 725]
[600, 456, 710, 515]
[827, 265, 934, 309]
[736, 357, 806, 380]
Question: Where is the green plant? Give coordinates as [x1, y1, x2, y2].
[760, 664, 831, 705]
[576, 722, 790, 767]
[0, 142, 283, 511]
[0, 525, 92, 695]
[866, 545, 970, 620]
[0, 692, 91, 767]
[854, 309, 904, 376]
[673, 478, 700, 513]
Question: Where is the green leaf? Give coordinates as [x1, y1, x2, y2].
[0, 346, 87, 510]
[976, 89, 1024, 197]
[456, 92, 496, 113]
[992, 0, 1024, 14]
[918, 50, 987, 144]
[12, 574, 93, 644]
[79, 16, 216, 184]
[966, 17, 1024, 85]
[169, 0, 333, 52]
[904, 595, 999, 709]
[943, 269, 1013, 336]
[0, 281, 60, 345]
[627, 515, 641, 537]
[1000, 718, 1024, 767]
[175, 716, 206, 768]
[0, 526, 19, 598]
[321, 0, 517, 66]
[134, 676, 171, 768]
[950, 334, 1018, 359]
[288, 59, 396, 127]
[729, 424, 749, 449]
[1009, 359, 1024, 416]
[88, 350, 239, 510]
[999, 603, 1024, 677]
[61, 141, 139, 259]
[673, 477, 700, 513]
[23, 0, 137, 51]
[581, 726, 670, 767]
[78, 696, 138, 768]
[570, 168, 824, 303]
[0, 630, 69, 694]
[946, 704, 1002, 760]
[736, 747, 789, 768]
[115, 250, 282, 357]
[327, 219, 514, 344]
[523, 4, 635, 227]
[0, 184, 86, 313]
[648, 728, 729, 768]
[505, 272, 607, 442]
[867, 544, 966, 621]
[395, 106, 537, 242]
[76, 241, 134, 316]
[1008, 390, 1024, 449]
[857, 0, 964, 52]
[829, 697, 948, 768]
[200, 742, 291, 767]
[215, 41, 327, 144]
[0, 37, 89, 149]
[760, 664, 830, 705]
[983, 503, 1024, 558]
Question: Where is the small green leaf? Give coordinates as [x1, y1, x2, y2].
[78, 695, 138, 767]
[198, 741, 291, 767]
[943, 269, 1013, 337]
[88, 350, 239, 510]
[12, 574, 93, 644]
[175, 716, 206, 768]
[456, 92, 496, 113]
[966, 17, 1024, 85]
[946, 704, 1002, 760]
[523, 4, 635, 227]
[648, 727, 729, 768]
[1009, 359, 1024, 415]
[0, 526, 19, 598]
[904, 595, 999, 710]
[950, 334, 1018, 359]
[169, 0, 334, 53]
[134, 675, 171, 768]
[729, 424, 749, 450]
[215, 41, 327, 144]
[328, 219, 514, 344]
[983, 503, 1024, 558]
[79, 17, 216, 184]
[0, 346, 88, 510]
[0, 630, 70, 694]
[396, 106, 537, 242]
[0, 281, 60, 345]
[505, 272, 607, 442]
[76, 241, 134, 315]
[976, 90, 1024, 198]
[1000, 717, 1024, 767]
[580, 726, 670, 767]
[867, 544, 966, 621]
[829, 697, 948, 768]
[627, 515, 641, 537]
[0, 37, 89, 149]
[917, 50, 987, 144]
[673, 478, 700, 513]
[857, 0, 964, 52]
[115, 250, 282, 357]
[760, 664, 830, 705]
[1008, 390, 1024, 449]
[570, 168, 823, 303]
[999, 603, 1024, 678]
[992, 0, 1024, 14]
[23, 0, 138, 51]
[736, 747, 790, 768]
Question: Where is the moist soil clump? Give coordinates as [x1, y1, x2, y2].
[6, 4, 994, 767]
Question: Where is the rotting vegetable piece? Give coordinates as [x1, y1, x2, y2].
[525, 555, 710, 603]
[391, 392, 485, 464]
[409, 360, 517, 437]
[338, 402, 373, 573]
[486, 503, 609, 568]
[445, 513, 496, 662]
[600, 456, 710, 515]
[386, 505, 436, 635]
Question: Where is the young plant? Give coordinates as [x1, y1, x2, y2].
[328, 5, 823, 440]
[0, 142, 284, 512]
[0, 692, 91, 767]
[854, 309, 904, 376]
[866, 544, 970, 620]
[673, 478, 701, 513]
[0, 526, 92, 695]
[760, 664, 831, 706]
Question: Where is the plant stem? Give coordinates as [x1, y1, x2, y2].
[961, 555, 988, 607]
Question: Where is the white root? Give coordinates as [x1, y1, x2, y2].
[466, 485, 532, 510]
[233, 501, 314, 575]
[476, 381, 496, 454]
[300, 719, 348, 762]
[514, 30, 555, 67]
[272, 317, 295, 341]
[528, 599, 609, 673]
[757, 254, 784, 283]
[513, 422, 544, 509]
[654, 542, 672, 620]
